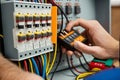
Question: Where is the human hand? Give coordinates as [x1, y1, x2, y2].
[0, 55, 43, 80]
[65, 19, 119, 59]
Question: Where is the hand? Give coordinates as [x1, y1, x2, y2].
[0, 55, 43, 80]
[65, 19, 119, 59]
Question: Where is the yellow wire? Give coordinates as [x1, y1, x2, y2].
[46, 53, 50, 73]
[41, 55, 44, 66]
[46, 43, 57, 76]
[45, 0, 47, 3]
[76, 72, 95, 80]
[28, 59, 34, 73]
[18, 61, 21, 68]
[0, 34, 3, 38]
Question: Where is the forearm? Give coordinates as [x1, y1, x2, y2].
[0, 54, 43, 80]
[0, 54, 23, 80]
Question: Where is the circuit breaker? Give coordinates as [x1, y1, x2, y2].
[1, 1, 54, 61]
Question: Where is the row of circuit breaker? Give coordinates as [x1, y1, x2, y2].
[57, 2, 81, 15]
[1, 2, 54, 60]
[14, 3, 53, 53]
[55, 1, 81, 32]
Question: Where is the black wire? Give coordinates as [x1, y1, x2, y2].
[80, 52, 90, 66]
[59, 11, 64, 33]
[50, 0, 69, 23]
[50, 44, 63, 80]
[66, 54, 78, 76]
[78, 57, 89, 72]
[78, 51, 90, 71]
[50, 3, 65, 79]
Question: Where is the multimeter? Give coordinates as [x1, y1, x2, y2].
[58, 29, 88, 51]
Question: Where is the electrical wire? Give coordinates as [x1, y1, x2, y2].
[41, 55, 44, 76]
[49, 0, 69, 23]
[18, 61, 21, 68]
[66, 54, 78, 76]
[42, 55, 47, 79]
[38, 56, 43, 75]
[75, 72, 95, 80]
[78, 52, 90, 72]
[45, 0, 47, 3]
[34, 57, 42, 75]
[50, 7, 64, 80]
[24, 60, 28, 71]
[41, 55, 44, 66]
[28, 59, 34, 73]
[39, 0, 42, 3]
[46, 43, 57, 76]
[46, 53, 50, 73]
[31, 57, 40, 75]
[34, 0, 38, 2]
[78, 57, 89, 72]
[70, 56, 82, 73]
[50, 44, 63, 80]
[0, 34, 3, 38]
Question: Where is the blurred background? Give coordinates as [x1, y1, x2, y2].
[111, 0, 120, 67]
[111, 0, 120, 41]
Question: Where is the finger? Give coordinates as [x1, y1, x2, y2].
[74, 41, 94, 54]
[66, 50, 74, 56]
[66, 19, 90, 31]
[74, 51, 82, 58]
[62, 47, 67, 54]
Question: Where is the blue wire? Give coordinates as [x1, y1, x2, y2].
[34, 0, 38, 2]
[31, 58, 40, 75]
[42, 55, 47, 79]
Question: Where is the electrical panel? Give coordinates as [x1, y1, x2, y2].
[0, 0, 111, 80]
[1, 1, 54, 61]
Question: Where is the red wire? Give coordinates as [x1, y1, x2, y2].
[70, 57, 82, 73]
[39, 0, 42, 3]
[35, 57, 42, 75]
[24, 60, 28, 71]
[37, 57, 43, 73]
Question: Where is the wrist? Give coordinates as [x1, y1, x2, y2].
[113, 41, 119, 59]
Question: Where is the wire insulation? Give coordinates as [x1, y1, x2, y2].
[24, 60, 28, 71]
[42, 55, 47, 79]
[18, 61, 21, 68]
[70, 56, 82, 73]
[47, 44, 57, 76]
[0, 34, 3, 38]
[28, 59, 34, 73]
[66, 54, 78, 76]
[75, 72, 95, 80]
[31, 58, 40, 75]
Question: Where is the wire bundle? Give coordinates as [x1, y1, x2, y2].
[18, 43, 57, 80]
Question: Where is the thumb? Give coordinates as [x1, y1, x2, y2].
[74, 41, 94, 54]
